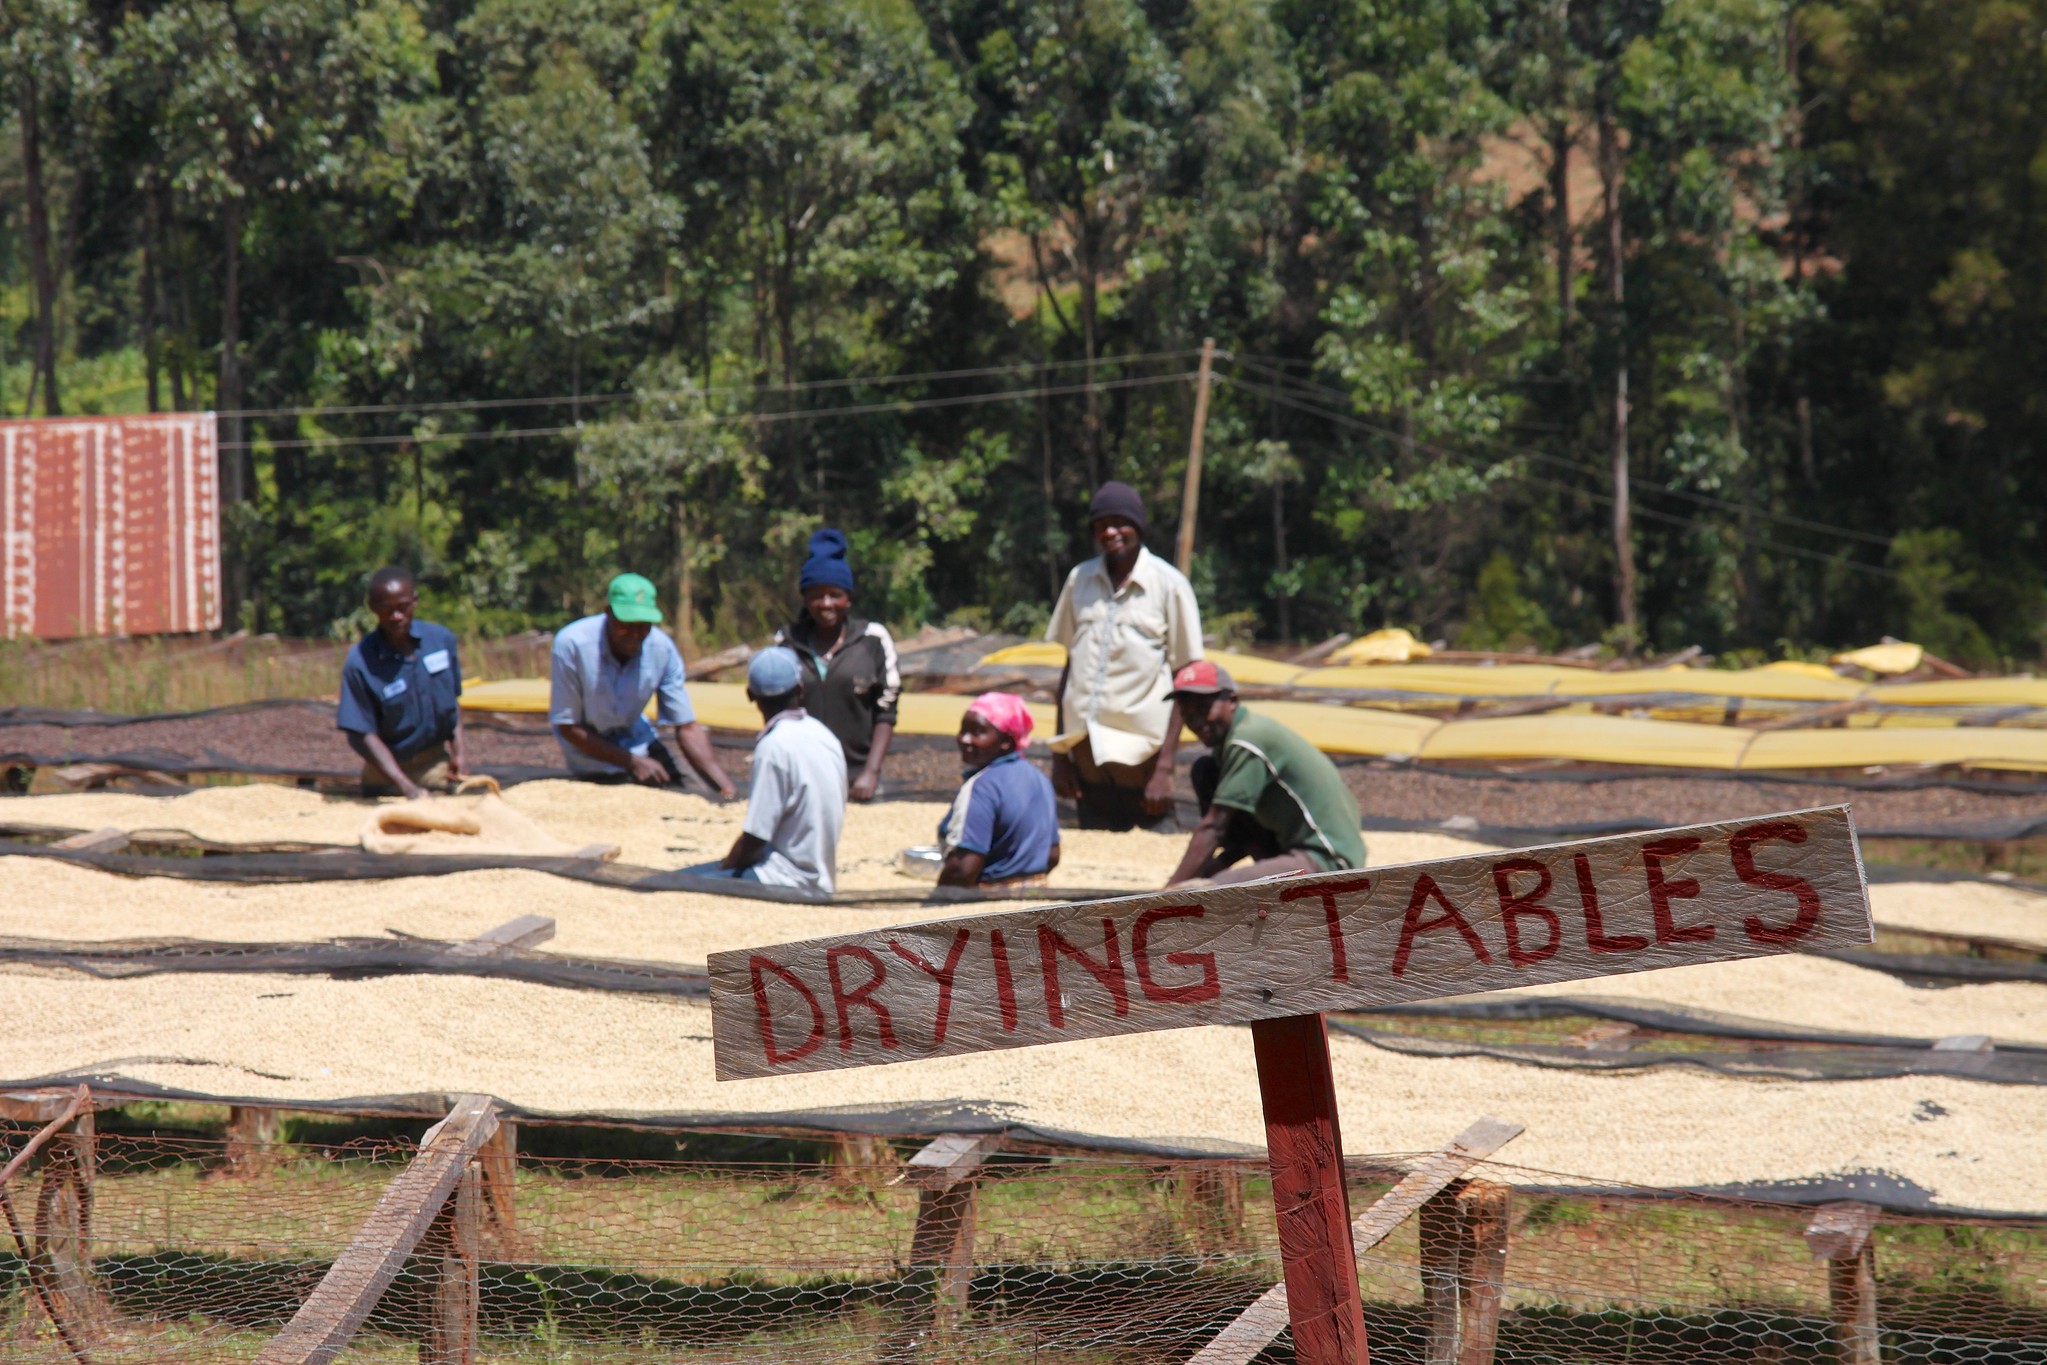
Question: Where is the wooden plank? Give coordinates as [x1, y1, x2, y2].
[1186, 1116, 1523, 1365]
[711, 808, 1871, 1079]
[254, 1095, 498, 1365]
[476, 1120, 520, 1258]
[438, 915, 556, 961]
[1251, 1014, 1367, 1365]
[50, 827, 129, 853]
[897, 1133, 1003, 1191]
[0, 1089, 80, 1124]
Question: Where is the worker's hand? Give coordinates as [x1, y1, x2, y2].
[397, 778, 428, 801]
[714, 781, 738, 801]
[629, 754, 672, 786]
[849, 770, 880, 803]
[1141, 765, 1175, 817]
[1050, 752, 1080, 800]
[444, 755, 465, 781]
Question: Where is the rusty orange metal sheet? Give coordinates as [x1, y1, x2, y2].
[0, 413, 221, 639]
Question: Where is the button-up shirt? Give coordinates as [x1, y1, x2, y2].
[336, 621, 463, 760]
[548, 613, 696, 775]
[1046, 545, 1203, 767]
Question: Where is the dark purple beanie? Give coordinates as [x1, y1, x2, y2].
[1087, 481, 1147, 533]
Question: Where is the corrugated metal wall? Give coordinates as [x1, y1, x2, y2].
[0, 413, 222, 639]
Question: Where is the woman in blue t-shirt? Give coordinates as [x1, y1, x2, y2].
[938, 693, 1061, 888]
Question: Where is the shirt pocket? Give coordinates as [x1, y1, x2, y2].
[1117, 594, 1170, 651]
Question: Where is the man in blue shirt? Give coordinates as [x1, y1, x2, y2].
[549, 573, 736, 795]
[337, 566, 466, 798]
[938, 692, 1060, 887]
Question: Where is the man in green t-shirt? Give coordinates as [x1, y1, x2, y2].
[1164, 660, 1367, 886]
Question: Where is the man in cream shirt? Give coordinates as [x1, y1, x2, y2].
[1046, 481, 1205, 829]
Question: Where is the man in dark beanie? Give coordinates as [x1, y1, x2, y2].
[1045, 480, 1205, 829]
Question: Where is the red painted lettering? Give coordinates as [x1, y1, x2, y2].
[1279, 877, 1371, 982]
[1492, 858, 1560, 966]
[1390, 874, 1494, 976]
[1039, 919, 1130, 1027]
[826, 946, 898, 1052]
[1643, 837, 1714, 944]
[1732, 821, 1824, 945]
[889, 929, 971, 1045]
[1131, 905, 1221, 1004]
[1577, 851, 1646, 953]
[749, 954, 825, 1066]
[991, 929, 1018, 1032]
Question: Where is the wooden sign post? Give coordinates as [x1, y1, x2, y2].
[712, 806, 1872, 1364]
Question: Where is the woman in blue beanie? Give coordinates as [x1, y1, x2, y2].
[773, 529, 901, 801]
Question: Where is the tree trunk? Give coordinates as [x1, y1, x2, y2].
[1040, 353, 1060, 600]
[671, 497, 696, 654]
[1549, 118, 1573, 347]
[142, 185, 162, 412]
[1598, 104, 1636, 645]
[219, 192, 247, 614]
[20, 74, 61, 416]
[1077, 214, 1102, 488]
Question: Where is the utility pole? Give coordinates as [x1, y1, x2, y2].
[1176, 337, 1217, 576]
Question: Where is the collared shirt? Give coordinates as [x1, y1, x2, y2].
[336, 621, 462, 760]
[1046, 545, 1204, 767]
[774, 613, 902, 769]
[1209, 706, 1367, 872]
[939, 751, 1060, 883]
[548, 613, 696, 775]
[743, 708, 847, 893]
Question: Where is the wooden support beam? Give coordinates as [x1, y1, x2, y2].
[0, 1085, 97, 1363]
[254, 1094, 499, 1365]
[476, 1119, 520, 1257]
[1180, 1165, 1248, 1254]
[1250, 1013, 1368, 1365]
[1420, 1180, 1510, 1365]
[1187, 1116, 1524, 1365]
[436, 915, 556, 962]
[881, 1133, 1001, 1360]
[50, 827, 129, 853]
[420, 1164, 482, 1365]
[1806, 1201, 1882, 1365]
[226, 1105, 285, 1176]
[0, 1088, 83, 1124]
[897, 1132, 1002, 1191]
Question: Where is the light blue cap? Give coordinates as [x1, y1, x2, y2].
[747, 646, 803, 698]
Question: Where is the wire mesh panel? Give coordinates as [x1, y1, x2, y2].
[4, 1127, 2047, 1363]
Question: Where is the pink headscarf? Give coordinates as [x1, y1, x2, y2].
[966, 691, 1035, 747]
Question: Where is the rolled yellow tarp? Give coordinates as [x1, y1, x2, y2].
[1874, 678, 2047, 708]
[1741, 727, 2047, 773]
[975, 642, 1303, 686]
[1418, 714, 1753, 770]
[1325, 627, 1433, 665]
[1295, 663, 1586, 696]
[1555, 666, 1866, 702]
[1833, 641, 1925, 675]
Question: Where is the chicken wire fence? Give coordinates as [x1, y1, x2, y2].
[4, 1115, 2047, 1365]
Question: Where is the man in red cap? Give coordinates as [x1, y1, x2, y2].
[1164, 660, 1367, 886]
[1045, 480, 1204, 829]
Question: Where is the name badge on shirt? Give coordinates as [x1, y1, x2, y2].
[381, 677, 409, 700]
[422, 649, 451, 675]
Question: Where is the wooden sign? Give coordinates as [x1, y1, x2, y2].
[711, 806, 1870, 1080]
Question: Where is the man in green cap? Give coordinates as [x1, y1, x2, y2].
[548, 573, 736, 793]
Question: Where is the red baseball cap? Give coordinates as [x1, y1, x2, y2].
[1169, 660, 1237, 696]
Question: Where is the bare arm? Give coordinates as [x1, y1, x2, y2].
[447, 716, 467, 779]
[673, 721, 736, 798]
[722, 830, 769, 871]
[556, 722, 670, 785]
[1167, 804, 1239, 886]
[850, 721, 893, 803]
[348, 730, 424, 800]
[1144, 714, 1181, 816]
[937, 847, 987, 888]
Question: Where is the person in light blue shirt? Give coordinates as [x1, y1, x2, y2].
[338, 566, 467, 798]
[937, 692, 1060, 887]
[549, 573, 736, 794]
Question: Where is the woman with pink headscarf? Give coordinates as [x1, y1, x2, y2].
[937, 692, 1061, 888]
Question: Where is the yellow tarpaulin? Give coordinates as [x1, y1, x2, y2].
[975, 642, 1303, 685]
[1873, 678, 2047, 708]
[1833, 641, 1925, 675]
[1325, 627, 1433, 665]
[1418, 714, 1754, 770]
[1295, 663, 1592, 696]
[1554, 667, 1865, 702]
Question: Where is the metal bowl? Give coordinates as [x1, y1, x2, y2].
[898, 845, 944, 880]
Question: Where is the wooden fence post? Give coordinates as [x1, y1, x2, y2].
[420, 1165, 482, 1365]
[476, 1119, 520, 1257]
[1419, 1180, 1510, 1365]
[882, 1133, 1003, 1359]
[1180, 1165, 1247, 1254]
[226, 1106, 285, 1176]
[1805, 1201, 1881, 1365]
[0, 1086, 100, 1363]
[254, 1094, 500, 1365]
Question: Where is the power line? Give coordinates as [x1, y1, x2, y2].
[220, 349, 1206, 422]
[1220, 373, 1898, 580]
[221, 371, 1199, 453]
[1221, 356, 1897, 550]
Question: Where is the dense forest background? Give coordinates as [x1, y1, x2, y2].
[1, 0, 2041, 662]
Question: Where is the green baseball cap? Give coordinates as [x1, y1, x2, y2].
[606, 572, 664, 625]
